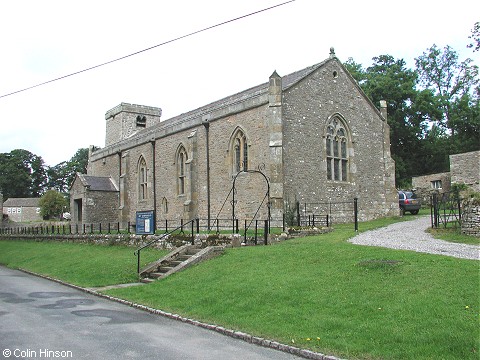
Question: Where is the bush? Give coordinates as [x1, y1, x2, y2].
[39, 190, 68, 220]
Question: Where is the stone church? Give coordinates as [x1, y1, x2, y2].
[70, 49, 399, 230]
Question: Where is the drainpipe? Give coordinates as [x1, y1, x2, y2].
[203, 118, 211, 230]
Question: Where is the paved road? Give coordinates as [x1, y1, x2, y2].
[0, 266, 302, 360]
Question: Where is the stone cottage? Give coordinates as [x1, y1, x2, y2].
[70, 49, 399, 229]
[2, 198, 42, 222]
[412, 150, 480, 201]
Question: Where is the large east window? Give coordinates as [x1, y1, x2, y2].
[325, 116, 349, 181]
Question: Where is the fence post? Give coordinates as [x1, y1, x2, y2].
[264, 220, 268, 245]
[196, 218, 200, 234]
[244, 219, 248, 242]
[354, 198, 358, 232]
[235, 219, 239, 234]
[457, 195, 462, 225]
[191, 220, 195, 245]
[326, 214, 329, 227]
[296, 201, 300, 227]
[254, 220, 258, 245]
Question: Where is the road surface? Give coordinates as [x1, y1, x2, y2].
[0, 266, 304, 360]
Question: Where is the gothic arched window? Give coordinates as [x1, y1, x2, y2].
[138, 156, 148, 200]
[325, 116, 349, 182]
[232, 129, 248, 173]
[177, 146, 188, 195]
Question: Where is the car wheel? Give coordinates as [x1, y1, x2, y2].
[410, 210, 419, 215]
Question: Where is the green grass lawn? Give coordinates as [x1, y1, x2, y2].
[0, 215, 478, 359]
[0, 240, 167, 287]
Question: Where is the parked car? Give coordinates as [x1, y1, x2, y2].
[398, 190, 421, 215]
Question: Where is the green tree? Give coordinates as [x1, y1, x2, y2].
[0, 149, 47, 199]
[47, 147, 91, 193]
[345, 55, 428, 185]
[38, 190, 68, 220]
[415, 44, 479, 133]
[468, 22, 479, 52]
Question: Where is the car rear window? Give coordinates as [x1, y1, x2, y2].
[405, 192, 417, 199]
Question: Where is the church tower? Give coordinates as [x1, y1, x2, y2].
[104, 103, 162, 147]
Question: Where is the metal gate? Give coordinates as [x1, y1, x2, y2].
[430, 191, 462, 229]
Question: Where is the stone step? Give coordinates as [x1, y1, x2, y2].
[140, 278, 155, 283]
[157, 266, 175, 273]
[149, 272, 166, 279]
[170, 260, 184, 266]
[186, 248, 201, 255]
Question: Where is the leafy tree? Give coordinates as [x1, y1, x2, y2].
[47, 147, 91, 193]
[345, 55, 428, 185]
[415, 44, 479, 133]
[38, 189, 68, 220]
[468, 22, 479, 52]
[0, 149, 47, 199]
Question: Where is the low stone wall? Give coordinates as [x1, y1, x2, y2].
[461, 202, 480, 237]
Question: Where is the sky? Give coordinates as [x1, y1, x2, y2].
[1, 0, 478, 166]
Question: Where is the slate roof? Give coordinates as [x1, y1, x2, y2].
[3, 198, 40, 207]
[156, 60, 327, 126]
[77, 174, 118, 192]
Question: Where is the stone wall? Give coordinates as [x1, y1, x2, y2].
[282, 59, 398, 221]
[412, 172, 451, 204]
[450, 151, 480, 192]
[461, 201, 480, 237]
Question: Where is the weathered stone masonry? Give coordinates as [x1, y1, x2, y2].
[71, 51, 399, 228]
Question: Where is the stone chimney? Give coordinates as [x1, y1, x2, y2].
[380, 100, 387, 121]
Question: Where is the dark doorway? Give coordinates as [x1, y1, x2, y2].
[74, 199, 83, 222]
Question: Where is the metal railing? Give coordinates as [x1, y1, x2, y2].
[134, 218, 199, 274]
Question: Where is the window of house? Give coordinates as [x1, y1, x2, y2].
[138, 157, 148, 200]
[326, 116, 349, 181]
[431, 180, 442, 189]
[136, 115, 146, 128]
[177, 146, 187, 195]
[232, 129, 248, 173]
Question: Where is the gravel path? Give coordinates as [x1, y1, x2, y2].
[349, 216, 479, 260]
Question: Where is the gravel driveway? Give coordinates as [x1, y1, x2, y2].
[349, 216, 479, 260]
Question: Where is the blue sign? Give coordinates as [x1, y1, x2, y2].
[136, 210, 155, 235]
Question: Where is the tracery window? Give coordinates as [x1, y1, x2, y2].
[138, 156, 148, 200]
[232, 129, 248, 173]
[325, 116, 349, 181]
[177, 146, 187, 195]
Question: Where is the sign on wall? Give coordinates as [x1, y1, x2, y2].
[135, 210, 155, 235]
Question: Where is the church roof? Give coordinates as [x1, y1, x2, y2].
[161, 59, 328, 126]
[3, 198, 40, 207]
[76, 174, 118, 192]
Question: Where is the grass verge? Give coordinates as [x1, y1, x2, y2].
[0, 240, 167, 287]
